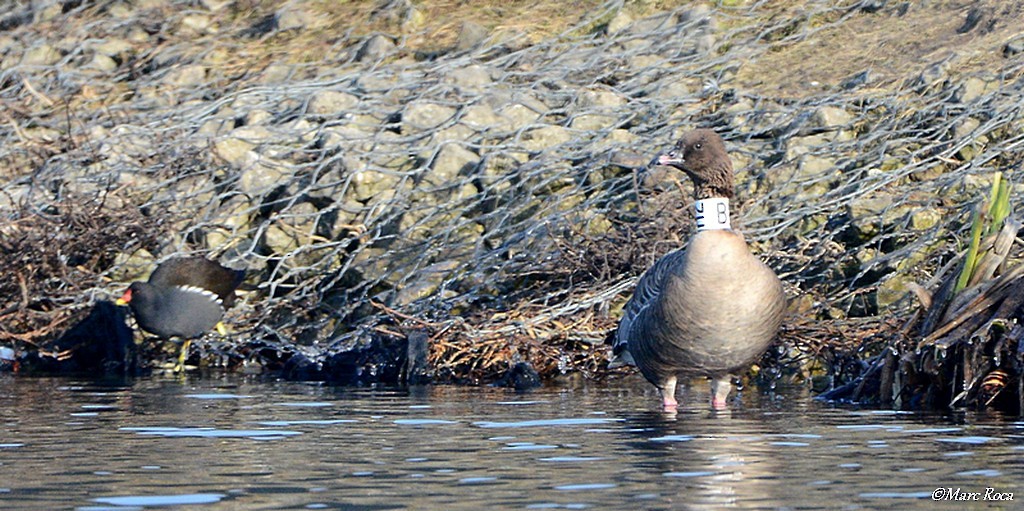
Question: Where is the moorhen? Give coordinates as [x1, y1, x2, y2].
[117, 257, 245, 371]
[611, 129, 786, 410]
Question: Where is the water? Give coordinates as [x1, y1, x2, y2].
[1, 375, 1021, 510]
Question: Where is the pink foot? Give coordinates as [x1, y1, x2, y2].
[662, 395, 679, 411]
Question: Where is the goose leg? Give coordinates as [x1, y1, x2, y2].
[710, 376, 733, 410]
[660, 375, 679, 411]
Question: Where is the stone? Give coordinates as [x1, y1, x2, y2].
[277, 6, 313, 31]
[570, 88, 626, 130]
[521, 125, 573, 152]
[242, 109, 274, 126]
[1005, 36, 1024, 57]
[110, 249, 156, 283]
[91, 39, 134, 58]
[877, 273, 916, 310]
[402, 101, 457, 133]
[695, 34, 715, 54]
[350, 166, 404, 203]
[909, 208, 942, 231]
[200, 0, 232, 11]
[262, 202, 321, 256]
[444, 64, 492, 89]
[811, 106, 853, 131]
[203, 196, 254, 250]
[87, 54, 118, 72]
[260, 63, 293, 83]
[33, 2, 63, 22]
[454, 21, 489, 51]
[954, 76, 994, 103]
[841, 70, 872, 89]
[318, 124, 377, 152]
[22, 44, 61, 66]
[460, 103, 500, 131]
[498, 103, 543, 131]
[355, 35, 395, 62]
[917, 59, 950, 88]
[394, 260, 461, 306]
[847, 193, 913, 239]
[180, 14, 214, 35]
[308, 90, 359, 116]
[427, 144, 480, 186]
[606, 10, 633, 34]
[166, 64, 208, 87]
[679, 4, 713, 26]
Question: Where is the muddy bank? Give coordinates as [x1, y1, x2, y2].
[1, 1, 1023, 409]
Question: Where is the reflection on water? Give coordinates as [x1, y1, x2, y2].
[0, 375, 1021, 510]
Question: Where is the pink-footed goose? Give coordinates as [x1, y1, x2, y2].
[612, 129, 786, 410]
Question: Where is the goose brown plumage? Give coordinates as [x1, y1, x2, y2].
[612, 129, 786, 410]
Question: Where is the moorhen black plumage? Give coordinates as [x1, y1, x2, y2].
[117, 257, 245, 371]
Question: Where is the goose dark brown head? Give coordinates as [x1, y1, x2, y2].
[656, 129, 734, 200]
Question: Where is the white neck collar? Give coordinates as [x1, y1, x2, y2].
[695, 197, 731, 231]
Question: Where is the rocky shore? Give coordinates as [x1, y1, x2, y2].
[1, 1, 1023, 400]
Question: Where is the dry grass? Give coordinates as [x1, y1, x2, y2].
[734, 0, 1024, 97]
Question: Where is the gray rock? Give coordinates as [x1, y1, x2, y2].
[309, 90, 359, 116]
[877, 273, 915, 311]
[262, 202, 322, 258]
[910, 208, 942, 230]
[203, 196, 254, 251]
[110, 249, 156, 283]
[165, 64, 208, 87]
[606, 10, 633, 35]
[277, 6, 313, 31]
[455, 21, 489, 51]
[497, 103, 543, 131]
[356, 34, 395, 62]
[200, 0, 232, 11]
[427, 144, 480, 186]
[695, 34, 715, 54]
[394, 260, 461, 306]
[87, 54, 118, 72]
[22, 44, 61, 66]
[521, 125, 573, 152]
[570, 87, 627, 130]
[841, 70, 872, 89]
[459, 103, 501, 131]
[847, 193, 914, 239]
[91, 39, 134, 58]
[575, 88, 626, 109]
[402, 101, 457, 133]
[570, 113, 619, 131]
[444, 64, 493, 89]
[318, 124, 378, 152]
[916, 59, 950, 88]
[33, 2, 63, 23]
[213, 139, 291, 195]
[350, 166, 404, 203]
[242, 109, 274, 126]
[954, 76, 994, 103]
[811, 106, 853, 130]
[180, 14, 214, 35]
[1005, 35, 1024, 57]
[679, 4, 713, 26]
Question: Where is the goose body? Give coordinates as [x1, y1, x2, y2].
[613, 129, 785, 409]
